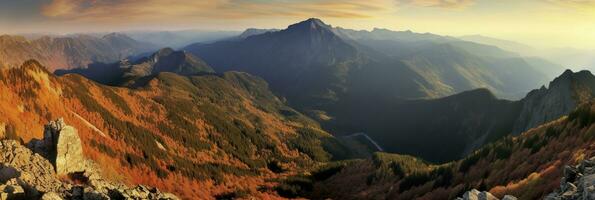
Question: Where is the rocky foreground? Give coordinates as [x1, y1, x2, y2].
[0, 118, 178, 200]
[457, 156, 595, 200]
[545, 156, 595, 200]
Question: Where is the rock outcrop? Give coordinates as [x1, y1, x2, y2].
[512, 70, 595, 134]
[545, 156, 595, 200]
[29, 118, 86, 176]
[456, 189, 517, 200]
[45, 118, 86, 176]
[3, 118, 180, 199]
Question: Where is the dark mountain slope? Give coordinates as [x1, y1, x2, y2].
[56, 48, 214, 86]
[122, 48, 214, 77]
[185, 18, 429, 109]
[282, 102, 594, 200]
[183, 18, 577, 164]
[338, 88, 522, 163]
[338, 70, 595, 163]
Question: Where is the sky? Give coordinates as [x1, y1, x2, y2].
[0, 0, 594, 49]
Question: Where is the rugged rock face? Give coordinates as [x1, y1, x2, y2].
[29, 118, 86, 176]
[512, 70, 595, 134]
[46, 118, 86, 176]
[456, 189, 517, 200]
[4, 118, 180, 199]
[545, 156, 595, 200]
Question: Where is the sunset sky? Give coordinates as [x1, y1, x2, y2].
[1, 0, 594, 49]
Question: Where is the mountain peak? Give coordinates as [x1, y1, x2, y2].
[287, 18, 332, 32]
[451, 88, 497, 100]
[154, 47, 175, 57]
[550, 69, 595, 87]
[101, 32, 134, 41]
[560, 69, 574, 77]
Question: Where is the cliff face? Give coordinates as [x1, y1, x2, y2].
[512, 70, 595, 134]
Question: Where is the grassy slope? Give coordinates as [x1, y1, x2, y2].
[0, 60, 360, 199]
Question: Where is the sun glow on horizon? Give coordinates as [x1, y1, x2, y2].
[0, 0, 594, 49]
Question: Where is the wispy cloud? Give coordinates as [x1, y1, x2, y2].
[40, 0, 392, 23]
[395, 0, 475, 8]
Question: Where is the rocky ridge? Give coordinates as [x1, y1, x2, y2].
[512, 70, 595, 134]
[456, 156, 595, 200]
[0, 118, 178, 199]
[545, 156, 595, 200]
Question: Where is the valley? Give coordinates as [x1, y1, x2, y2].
[0, 3, 593, 199]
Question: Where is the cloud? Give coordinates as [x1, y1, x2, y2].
[395, 0, 475, 8]
[40, 0, 393, 23]
[41, 0, 85, 17]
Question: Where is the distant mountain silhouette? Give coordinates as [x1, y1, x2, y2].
[0, 33, 156, 71]
[236, 28, 280, 39]
[124, 30, 240, 48]
[56, 48, 214, 86]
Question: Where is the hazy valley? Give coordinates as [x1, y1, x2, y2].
[0, 5, 594, 199]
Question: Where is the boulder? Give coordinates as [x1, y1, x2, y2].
[546, 156, 595, 200]
[41, 192, 63, 200]
[502, 195, 517, 200]
[43, 118, 86, 175]
[458, 189, 517, 200]
[581, 174, 595, 200]
[463, 189, 480, 200]
[479, 191, 499, 200]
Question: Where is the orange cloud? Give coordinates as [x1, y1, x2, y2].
[40, 0, 393, 23]
[41, 0, 85, 17]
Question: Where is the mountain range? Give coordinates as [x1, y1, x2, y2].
[459, 34, 595, 73]
[0, 18, 593, 200]
[55, 48, 215, 86]
[182, 18, 573, 162]
[123, 30, 240, 49]
[0, 33, 156, 71]
[46, 18, 584, 164]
